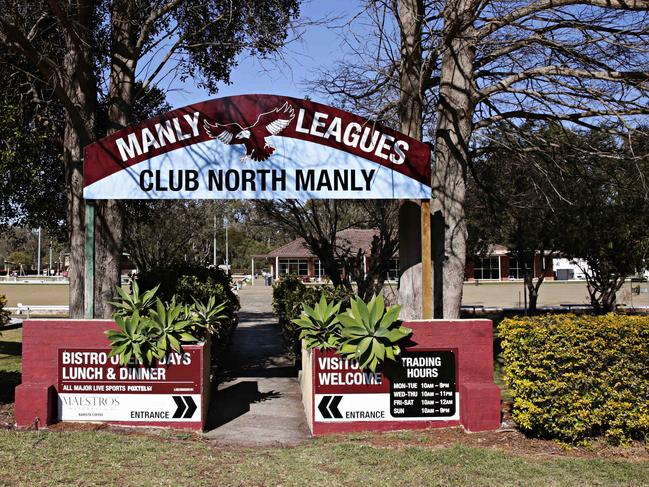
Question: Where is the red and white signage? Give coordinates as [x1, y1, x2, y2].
[313, 349, 459, 424]
[83, 95, 431, 200]
[58, 348, 201, 422]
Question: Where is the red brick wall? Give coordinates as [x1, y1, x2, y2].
[15, 320, 207, 430]
[309, 320, 501, 434]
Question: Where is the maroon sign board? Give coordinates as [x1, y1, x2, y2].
[313, 349, 458, 423]
[303, 320, 502, 435]
[58, 348, 201, 422]
[83, 94, 431, 200]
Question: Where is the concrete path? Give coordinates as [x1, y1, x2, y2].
[204, 281, 309, 446]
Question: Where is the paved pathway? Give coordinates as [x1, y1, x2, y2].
[204, 280, 309, 446]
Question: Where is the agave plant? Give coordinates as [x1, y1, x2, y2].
[191, 295, 228, 334]
[338, 295, 411, 372]
[106, 313, 158, 366]
[147, 297, 197, 357]
[292, 295, 342, 350]
[109, 280, 159, 317]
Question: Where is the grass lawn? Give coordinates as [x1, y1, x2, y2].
[1, 429, 647, 486]
[0, 327, 21, 406]
[1, 324, 647, 486]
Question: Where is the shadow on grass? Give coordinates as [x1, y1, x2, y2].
[0, 341, 21, 356]
[0, 371, 21, 405]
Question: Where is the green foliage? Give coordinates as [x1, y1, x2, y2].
[0, 295, 10, 329]
[146, 298, 197, 357]
[272, 275, 354, 355]
[290, 293, 410, 372]
[137, 264, 239, 326]
[0, 95, 66, 231]
[106, 313, 157, 366]
[292, 295, 342, 350]
[5, 250, 32, 269]
[109, 280, 159, 317]
[337, 295, 410, 372]
[499, 314, 649, 445]
[106, 284, 230, 366]
[191, 295, 228, 335]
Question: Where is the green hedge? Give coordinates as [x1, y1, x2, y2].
[499, 314, 649, 444]
[272, 275, 354, 356]
[137, 264, 240, 322]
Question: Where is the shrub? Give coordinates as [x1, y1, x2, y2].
[292, 295, 342, 350]
[133, 265, 239, 368]
[137, 264, 239, 325]
[0, 294, 10, 329]
[292, 294, 410, 372]
[272, 275, 354, 355]
[499, 313, 649, 445]
[107, 285, 227, 366]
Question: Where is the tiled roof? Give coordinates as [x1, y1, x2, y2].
[266, 228, 394, 258]
[266, 238, 312, 258]
[264, 229, 512, 259]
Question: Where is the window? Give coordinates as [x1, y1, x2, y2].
[474, 257, 500, 280]
[509, 258, 522, 279]
[387, 259, 399, 280]
[278, 259, 309, 276]
[508, 257, 532, 280]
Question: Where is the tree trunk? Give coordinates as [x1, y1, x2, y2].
[93, 2, 138, 317]
[63, 122, 86, 318]
[432, 0, 476, 318]
[528, 281, 539, 311]
[61, 11, 96, 318]
[588, 276, 624, 313]
[398, 0, 432, 319]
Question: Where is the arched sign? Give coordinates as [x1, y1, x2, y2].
[83, 94, 431, 200]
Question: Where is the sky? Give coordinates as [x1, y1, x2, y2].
[160, 1, 365, 109]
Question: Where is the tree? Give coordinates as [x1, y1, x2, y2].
[5, 250, 31, 270]
[469, 121, 649, 312]
[0, 0, 300, 317]
[558, 128, 649, 312]
[0, 51, 66, 235]
[467, 122, 570, 311]
[257, 200, 355, 287]
[123, 200, 278, 273]
[339, 201, 400, 301]
[315, 0, 649, 318]
[257, 200, 400, 300]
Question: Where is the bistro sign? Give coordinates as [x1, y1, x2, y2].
[58, 348, 202, 422]
[83, 95, 431, 200]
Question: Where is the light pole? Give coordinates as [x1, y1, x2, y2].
[213, 215, 217, 267]
[49, 240, 53, 276]
[224, 217, 229, 275]
[37, 227, 42, 276]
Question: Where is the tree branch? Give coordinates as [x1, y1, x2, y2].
[479, 66, 649, 99]
[478, 0, 649, 40]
